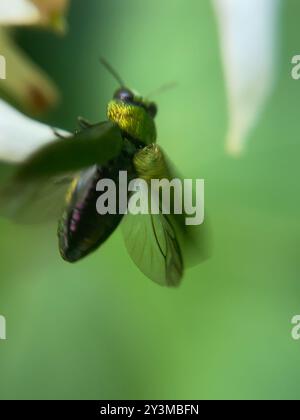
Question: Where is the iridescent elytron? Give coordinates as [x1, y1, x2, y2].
[0, 60, 209, 287]
[58, 80, 160, 264]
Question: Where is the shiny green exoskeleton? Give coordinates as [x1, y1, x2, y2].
[107, 88, 157, 146]
[58, 86, 160, 264]
[0, 61, 210, 287]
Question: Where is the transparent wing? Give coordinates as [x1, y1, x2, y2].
[122, 211, 183, 287]
[0, 121, 123, 223]
[122, 181, 183, 287]
[0, 173, 74, 224]
[157, 146, 212, 266]
[132, 144, 211, 268]
[12, 121, 122, 180]
[0, 161, 15, 180]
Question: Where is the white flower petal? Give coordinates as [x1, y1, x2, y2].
[213, 0, 281, 156]
[0, 99, 68, 163]
[0, 0, 69, 32]
[0, 0, 40, 26]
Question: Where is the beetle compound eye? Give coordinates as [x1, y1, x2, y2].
[114, 88, 134, 102]
[148, 103, 158, 118]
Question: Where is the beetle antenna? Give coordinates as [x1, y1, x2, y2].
[146, 81, 178, 99]
[99, 57, 125, 87]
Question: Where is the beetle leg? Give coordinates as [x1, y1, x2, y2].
[78, 116, 93, 129]
[52, 128, 69, 139]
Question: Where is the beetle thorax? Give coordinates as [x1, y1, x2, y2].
[107, 100, 156, 146]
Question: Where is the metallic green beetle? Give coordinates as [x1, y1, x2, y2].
[0, 61, 209, 287]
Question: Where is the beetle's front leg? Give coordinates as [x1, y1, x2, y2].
[52, 128, 69, 139]
[78, 116, 93, 129]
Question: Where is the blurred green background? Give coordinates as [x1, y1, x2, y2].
[0, 0, 300, 400]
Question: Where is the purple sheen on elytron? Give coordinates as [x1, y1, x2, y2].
[58, 137, 138, 263]
[58, 164, 125, 263]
